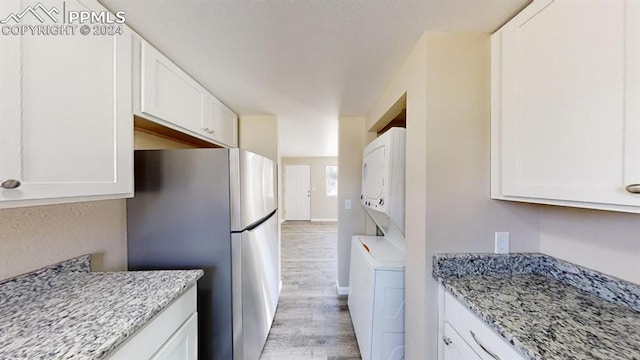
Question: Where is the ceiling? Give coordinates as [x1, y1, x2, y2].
[101, 0, 528, 157]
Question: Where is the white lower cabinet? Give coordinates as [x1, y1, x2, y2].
[106, 286, 198, 360]
[442, 323, 481, 360]
[151, 313, 198, 360]
[0, 0, 134, 209]
[439, 289, 525, 360]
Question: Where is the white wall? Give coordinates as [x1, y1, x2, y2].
[337, 116, 368, 288]
[539, 206, 640, 284]
[239, 115, 279, 161]
[365, 32, 541, 359]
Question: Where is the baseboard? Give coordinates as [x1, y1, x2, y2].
[311, 218, 338, 222]
[336, 281, 349, 296]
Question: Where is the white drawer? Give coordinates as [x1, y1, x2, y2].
[443, 291, 526, 360]
[443, 322, 482, 359]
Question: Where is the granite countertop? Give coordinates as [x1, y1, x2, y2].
[0, 255, 203, 360]
[433, 253, 640, 360]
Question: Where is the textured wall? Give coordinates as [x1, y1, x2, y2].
[0, 200, 127, 280]
[539, 206, 640, 284]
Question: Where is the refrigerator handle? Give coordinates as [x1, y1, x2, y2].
[240, 209, 277, 233]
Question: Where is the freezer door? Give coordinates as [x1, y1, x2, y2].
[230, 149, 277, 231]
[232, 212, 280, 360]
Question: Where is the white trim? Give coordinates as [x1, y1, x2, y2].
[311, 218, 338, 222]
[336, 281, 349, 295]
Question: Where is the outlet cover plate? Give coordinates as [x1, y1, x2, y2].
[495, 232, 510, 254]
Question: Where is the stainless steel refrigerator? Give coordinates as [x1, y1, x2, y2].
[127, 148, 280, 360]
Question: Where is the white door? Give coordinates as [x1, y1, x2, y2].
[284, 165, 310, 220]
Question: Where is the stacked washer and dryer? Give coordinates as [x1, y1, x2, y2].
[348, 127, 406, 360]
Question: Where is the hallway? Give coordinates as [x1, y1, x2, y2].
[260, 221, 361, 360]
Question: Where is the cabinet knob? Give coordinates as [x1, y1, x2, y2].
[626, 184, 640, 194]
[442, 336, 452, 346]
[1, 179, 21, 189]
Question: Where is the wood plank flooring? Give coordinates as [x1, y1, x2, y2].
[260, 221, 361, 360]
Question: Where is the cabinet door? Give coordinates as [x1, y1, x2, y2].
[0, 0, 133, 207]
[442, 323, 481, 360]
[0, 0, 21, 192]
[442, 291, 527, 360]
[140, 41, 208, 137]
[494, 0, 640, 208]
[204, 94, 238, 148]
[151, 313, 198, 360]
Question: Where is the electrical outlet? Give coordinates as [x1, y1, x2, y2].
[345, 199, 352, 210]
[495, 232, 510, 254]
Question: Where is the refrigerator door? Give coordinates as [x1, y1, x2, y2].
[232, 212, 280, 360]
[230, 149, 277, 231]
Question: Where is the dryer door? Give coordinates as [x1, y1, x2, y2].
[362, 143, 388, 206]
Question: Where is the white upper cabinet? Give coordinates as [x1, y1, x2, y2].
[0, 0, 133, 208]
[491, 0, 640, 212]
[136, 39, 238, 148]
[205, 94, 238, 148]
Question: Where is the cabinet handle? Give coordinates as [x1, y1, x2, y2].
[470, 330, 500, 360]
[203, 127, 215, 134]
[442, 336, 452, 346]
[1, 179, 21, 189]
[626, 184, 640, 194]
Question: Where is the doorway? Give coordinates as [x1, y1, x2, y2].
[284, 164, 311, 220]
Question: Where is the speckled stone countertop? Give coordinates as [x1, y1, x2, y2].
[0, 255, 203, 360]
[433, 253, 640, 360]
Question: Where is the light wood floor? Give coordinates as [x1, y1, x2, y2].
[260, 221, 361, 360]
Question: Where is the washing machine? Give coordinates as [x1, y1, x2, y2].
[348, 235, 405, 360]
